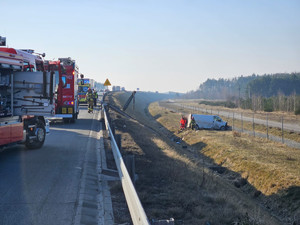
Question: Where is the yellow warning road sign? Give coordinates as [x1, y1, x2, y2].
[104, 79, 111, 86]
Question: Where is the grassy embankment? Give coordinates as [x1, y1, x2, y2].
[149, 103, 300, 195]
[149, 101, 300, 201]
[109, 92, 300, 224]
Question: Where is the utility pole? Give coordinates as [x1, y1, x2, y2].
[238, 84, 241, 108]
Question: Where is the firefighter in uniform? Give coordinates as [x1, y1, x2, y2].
[190, 115, 196, 130]
[93, 89, 98, 107]
[86, 88, 94, 113]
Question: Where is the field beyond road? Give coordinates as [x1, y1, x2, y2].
[106, 91, 300, 225]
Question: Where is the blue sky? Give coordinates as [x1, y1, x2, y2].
[2, 0, 300, 93]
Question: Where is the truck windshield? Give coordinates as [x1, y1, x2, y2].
[61, 76, 67, 88]
[78, 86, 88, 92]
[215, 116, 222, 122]
[23, 62, 35, 72]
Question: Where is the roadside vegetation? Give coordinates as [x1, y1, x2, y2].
[169, 100, 300, 143]
[149, 102, 300, 196]
[184, 73, 300, 115]
[107, 92, 300, 225]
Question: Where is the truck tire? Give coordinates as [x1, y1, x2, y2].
[70, 112, 78, 123]
[220, 126, 226, 131]
[25, 122, 46, 149]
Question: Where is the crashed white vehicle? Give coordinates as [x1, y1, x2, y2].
[187, 114, 228, 130]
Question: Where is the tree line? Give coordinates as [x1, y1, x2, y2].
[184, 73, 300, 114]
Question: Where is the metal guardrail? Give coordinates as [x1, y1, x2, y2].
[103, 106, 150, 225]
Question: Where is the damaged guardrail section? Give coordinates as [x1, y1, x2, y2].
[103, 106, 150, 225]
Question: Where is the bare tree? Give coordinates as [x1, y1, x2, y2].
[278, 91, 285, 111]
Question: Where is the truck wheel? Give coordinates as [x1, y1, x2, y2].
[25, 123, 46, 149]
[220, 126, 225, 131]
[70, 113, 77, 123]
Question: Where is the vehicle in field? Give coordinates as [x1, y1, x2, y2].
[0, 47, 55, 149]
[188, 114, 228, 130]
[77, 78, 94, 104]
[44, 58, 79, 123]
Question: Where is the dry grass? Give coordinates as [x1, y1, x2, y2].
[229, 117, 300, 143]
[149, 101, 300, 223]
[150, 102, 300, 196]
[108, 92, 300, 225]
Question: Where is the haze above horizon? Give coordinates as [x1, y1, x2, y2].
[2, 0, 299, 93]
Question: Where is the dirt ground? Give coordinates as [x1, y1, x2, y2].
[104, 91, 299, 225]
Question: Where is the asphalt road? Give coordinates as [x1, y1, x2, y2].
[0, 106, 101, 225]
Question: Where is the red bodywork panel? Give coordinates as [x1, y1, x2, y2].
[0, 125, 11, 146]
[0, 47, 18, 54]
[0, 121, 23, 146]
[11, 122, 24, 142]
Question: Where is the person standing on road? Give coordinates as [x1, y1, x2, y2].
[86, 88, 94, 113]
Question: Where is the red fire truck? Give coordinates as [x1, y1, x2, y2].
[0, 47, 55, 149]
[44, 58, 79, 122]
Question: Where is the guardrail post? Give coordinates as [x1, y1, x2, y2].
[115, 134, 122, 150]
[124, 154, 136, 186]
[111, 122, 115, 136]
